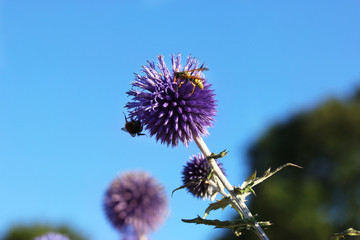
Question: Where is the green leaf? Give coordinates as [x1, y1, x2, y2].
[234, 185, 256, 196]
[206, 169, 215, 180]
[329, 228, 360, 240]
[182, 216, 272, 237]
[252, 163, 302, 187]
[203, 197, 231, 218]
[244, 170, 257, 185]
[237, 163, 302, 198]
[173, 168, 221, 197]
[171, 179, 203, 197]
[171, 185, 187, 197]
[207, 149, 229, 160]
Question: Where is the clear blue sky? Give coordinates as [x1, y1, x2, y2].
[1, 1, 360, 240]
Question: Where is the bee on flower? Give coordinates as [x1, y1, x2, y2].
[122, 113, 145, 137]
[125, 54, 216, 147]
[174, 67, 209, 95]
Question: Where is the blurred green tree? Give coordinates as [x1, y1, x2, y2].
[217, 88, 360, 240]
[1, 223, 88, 240]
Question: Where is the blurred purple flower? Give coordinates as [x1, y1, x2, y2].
[126, 54, 216, 147]
[182, 154, 226, 199]
[103, 171, 168, 238]
[33, 232, 70, 240]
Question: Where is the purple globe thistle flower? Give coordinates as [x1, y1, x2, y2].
[182, 154, 226, 199]
[33, 233, 70, 240]
[125, 54, 216, 147]
[103, 171, 168, 238]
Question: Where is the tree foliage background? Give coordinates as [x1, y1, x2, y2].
[0, 223, 88, 240]
[218, 88, 360, 240]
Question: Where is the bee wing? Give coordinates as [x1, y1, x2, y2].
[185, 67, 209, 73]
[185, 75, 205, 81]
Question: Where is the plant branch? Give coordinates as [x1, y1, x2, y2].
[194, 136, 269, 240]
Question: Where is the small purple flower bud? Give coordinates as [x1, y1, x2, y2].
[125, 54, 217, 147]
[33, 232, 70, 240]
[103, 171, 168, 237]
[182, 154, 226, 199]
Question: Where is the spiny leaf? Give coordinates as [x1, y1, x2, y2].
[263, 168, 271, 178]
[182, 216, 272, 236]
[207, 169, 215, 180]
[207, 149, 229, 160]
[234, 185, 256, 196]
[203, 197, 231, 218]
[252, 163, 302, 187]
[173, 169, 219, 197]
[171, 185, 187, 197]
[244, 170, 257, 185]
[329, 228, 360, 240]
[172, 179, 202, 197]
[237, 163, 302, 198]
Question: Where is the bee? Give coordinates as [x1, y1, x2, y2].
[121, 113, 145, 137]
[174, 67, 209, 95]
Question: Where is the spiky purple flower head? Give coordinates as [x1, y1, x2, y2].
[182, 154, 226, 199]
[33, 233, 70, 240]
[126, 54, 216, 147]
[103, 171, 168, 237]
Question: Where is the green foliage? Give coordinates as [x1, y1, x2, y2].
[172, 171, 213, 197]
[1, 223, 88, 240]
[207, 150, 229, 160]
[329, 228, 360, 240]
[217, 90, 360, 240]
[234, 163, 301, 198]
[204, 197, 232, 218]
[182, 216, 272, 237]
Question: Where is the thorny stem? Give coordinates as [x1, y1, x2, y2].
[194, 136, 269, 240]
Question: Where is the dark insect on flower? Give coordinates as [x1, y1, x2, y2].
[182, 154, 226, 199]
[174, 67, 209, 95]
[103, 171, 168, 238]
[33, 232, 70, 240]
[125, 54, 216, 147]
[121, 113, 145, 137]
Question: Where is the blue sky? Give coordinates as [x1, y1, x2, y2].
[1, 1, 360, 240]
